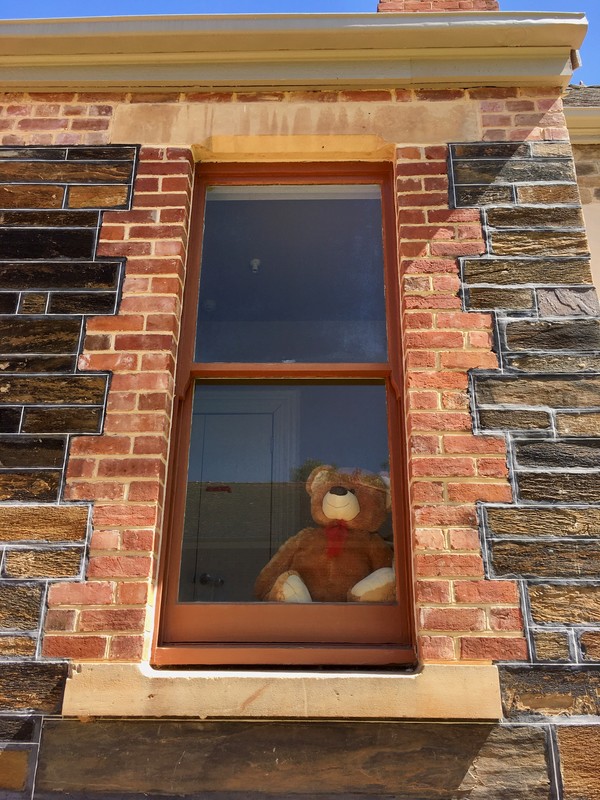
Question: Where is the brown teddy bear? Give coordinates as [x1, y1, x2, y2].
[254, 465, 395, 603]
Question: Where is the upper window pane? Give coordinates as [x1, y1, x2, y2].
[195, 185, 387, 363]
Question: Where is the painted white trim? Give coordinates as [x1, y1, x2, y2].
[0, 12, 587, 91]
[565, 107, 600, 144]
[63, 662, 503, 720]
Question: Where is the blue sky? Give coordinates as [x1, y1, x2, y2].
[2, 0, 598, 84]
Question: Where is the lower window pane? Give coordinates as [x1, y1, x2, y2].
[178, 382, 395, 604]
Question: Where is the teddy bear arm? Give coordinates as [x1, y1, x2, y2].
[254, 532, 305, 600]
[368, 534, 394, 571]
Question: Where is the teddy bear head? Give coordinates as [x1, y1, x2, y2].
[305, 465, 390, 532]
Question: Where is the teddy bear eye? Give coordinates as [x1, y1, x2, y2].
[349, 489, 356, 495]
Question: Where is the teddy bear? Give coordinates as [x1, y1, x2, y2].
[254, 465, 396, 603]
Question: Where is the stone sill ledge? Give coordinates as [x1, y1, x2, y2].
[63, 662, 502, 720]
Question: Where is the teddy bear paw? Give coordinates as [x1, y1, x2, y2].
[348, 567, 395, 602]
[268, 571, 312, 603]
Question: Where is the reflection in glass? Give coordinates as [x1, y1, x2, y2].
[178, 383, 392, 603]
[196, 185, 387, 363]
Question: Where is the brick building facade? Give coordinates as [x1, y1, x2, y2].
[0, 0, 598, 797]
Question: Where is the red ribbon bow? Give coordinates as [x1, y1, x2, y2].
[325, 520, 349, 558]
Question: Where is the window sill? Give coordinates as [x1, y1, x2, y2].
[62, 662, 502, 720]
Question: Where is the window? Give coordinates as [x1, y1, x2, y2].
[155, 163, 414, 666]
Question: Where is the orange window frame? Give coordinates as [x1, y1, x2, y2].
[153, 162, 415, 667]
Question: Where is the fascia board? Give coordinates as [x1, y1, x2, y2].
[0, 12, 588, 91]
[565, 107, 600, 144]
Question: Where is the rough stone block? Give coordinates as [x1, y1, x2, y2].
[486, 206, 584, 229]
[48, 292, 116, 315]
[0, 437, 65, 468]
[0, 584, 43, 630]
[0, 211, 97, 228]
[491, 540, 600, 579]
[505, 320, 600, 352]
[500, 666, 600, 717]
[0, 748, 30, 792]
[0, 506, 88, 542]
[0, 408, 21, 433]
[0, 261, 120, 291]
[557, 412, 600, 436]
[0, 185, 64, 209]
[467, 288, 534, 311]
[22, 407, 102, 435]
[34, 719, 552, 799]
[68, 185, 129, 209]
[529, 585, 600, 625]
[3, 548, 83, 579]
[580, 631, 600, 661]
[478, 409, 551, 430]
[455, 185, 514, 206]
[558, 726, 600, 799]
[463, 258, 592, 286]
[0, 635, 36, 657]
[0, 229, 96, 260]
[0, 161, 133, 184]
[533, 631, 570, 662]
[0, 471, 60, 503]
[0, 662, 67, 712]
[451, 143, 531, 159]
[474, 375, 600, 408]
[490, 231, 588, 257]
[537, 287, 600, 317]
[0, 716, 36, 742]
[516, 184, 580, 204]
[66, 146, 137, 161]
[0, 375, 107, 405]
[454, 159, 575, 185]
[514, 439, 600, 468]
[0, 356, 76, 374]
[0, 317, 81, 355]
[486, 507, 600, 538]
[506, 353, 600, 373]
[19, 293, 47, 314]
[517, 472, 600, 503]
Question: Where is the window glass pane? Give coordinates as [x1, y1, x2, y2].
[196, 185, 387, 363]
[178, 382, 394, 603]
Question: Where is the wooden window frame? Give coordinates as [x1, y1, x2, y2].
[153, 162, 415, 667]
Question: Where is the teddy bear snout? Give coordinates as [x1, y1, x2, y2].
[322, 488, 360, 521]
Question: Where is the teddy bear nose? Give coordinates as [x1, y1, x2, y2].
[330, 486, 348, 496]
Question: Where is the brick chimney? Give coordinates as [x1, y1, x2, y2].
[377, 0, 499, 10]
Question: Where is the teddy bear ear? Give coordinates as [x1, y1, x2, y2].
[305, 465, 333, 495]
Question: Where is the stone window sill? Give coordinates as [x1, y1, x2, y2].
[63, 662, 502, 720]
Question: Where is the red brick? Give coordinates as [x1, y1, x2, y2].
[408, 372, 469, 391]
[416, 89, 466, 102]
[48, 581, 114, 606]
[440, 352, 498, 370]
[477, 458, 508, 478]
[489, 607, 524, 631]
[446, 482, 512, 503]
[79, 353, 138, 371]
[65, 482, 126, 502]
[79, 608, 145, 632]
[460, 637, 528, 661]
[419, 635, 456, 661]
[403, 258, 458, 274]
[17, 118, 68, 130]
[44, 609, 76, 632]
[43, 635, 107, 659]
[97, 458, 163, 479]
[109, 635, 144, 660]
[338, 90, 392, 102]
[113, 334, 174, 352]
[448, 529, 480, 550]
[409, 412, 472, 432]
[97, 242, 153, 257]
[469, 88, 518, 99]
[441, 391, 469, 411]
[415, 580, 451, 603]
[86, 315, 144, 333]
[454, 580, 519, 604]
[70, 437, 131, 456]
[408, 391, 439, 410]
[412, 458, 475, 478]
[420, 607, 486, 631]
[116, 582, 149, 605]
[443, 435, 506, 455]
[411, 482, 444, 503]
[406, 352, 437, 369]
[410, 435, 441, 454]
[132, 437, 168, 457]
[104, 414, 169, 435]
[138, 393, 170, 411]
[120, 529, 155, 551]
[93, 505, 157, 528]
[106, 393, 137, 412]
[415, 506, 477, 527]
[67, 458, 96, 479]
[70, 118, 110, 131]
[406, 331, 464, 349]
[416, 553, 484, 577]
[90, 530, 120, 550]
[414, 529, 446, 550]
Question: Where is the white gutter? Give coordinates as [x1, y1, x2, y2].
[0, 12, 588, 92]
[564, 107, 600, 144]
